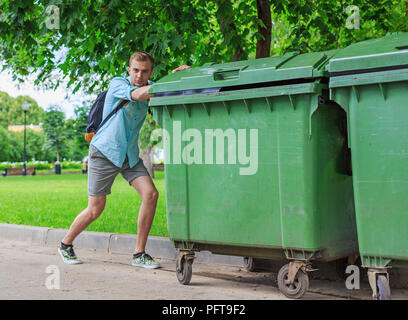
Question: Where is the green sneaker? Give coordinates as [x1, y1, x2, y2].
[58, 243, 83, 265]
[131, 252, 161, 269]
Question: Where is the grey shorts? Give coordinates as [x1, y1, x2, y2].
[88, 144, 149, 196]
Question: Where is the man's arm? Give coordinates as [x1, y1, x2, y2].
[131, 65, 191, 101]
[108, 77, 142, 101]
[131, 85, 154, 101]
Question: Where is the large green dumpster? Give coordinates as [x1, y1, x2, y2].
[328, 32, 408, 300]
[150, 51, 357, 298]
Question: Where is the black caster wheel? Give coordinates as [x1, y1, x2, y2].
[277, 263, 309, 299]
[176, 254, 193, 285]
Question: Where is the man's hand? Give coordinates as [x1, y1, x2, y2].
[172, 65, 191, 73]
[131, 85, 154, 101]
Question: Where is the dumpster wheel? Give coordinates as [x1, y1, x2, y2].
[243, 257, 256, 272]
[368, 269, 391, 300]
[376, 275, 391, 300]
[176, 251, 194, 285]
[277, 262, 310, 299]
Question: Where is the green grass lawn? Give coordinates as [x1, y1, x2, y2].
[0, 171, 168, 237]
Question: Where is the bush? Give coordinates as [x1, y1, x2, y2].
[0, 163, 10, 171]
[26, 161, 53, 170]
[0, 161, 82, 171]
[60, 161, 82, 170]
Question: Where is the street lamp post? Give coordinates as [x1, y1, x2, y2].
[21, 102, 31, 176]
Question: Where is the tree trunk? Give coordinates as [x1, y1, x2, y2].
[215, 0, 246, 61]
[141, 146, 154, 179]
[256, 0, 272, 58]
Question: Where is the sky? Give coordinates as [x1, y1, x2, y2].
[0, 69, 94, 119]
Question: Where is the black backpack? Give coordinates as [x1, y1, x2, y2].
[85, 91, 129, 143]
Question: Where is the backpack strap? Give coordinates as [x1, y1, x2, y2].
[96, 99, 130, 133]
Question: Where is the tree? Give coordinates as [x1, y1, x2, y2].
[0, 91, 44, 128]
[268, 0, 408, 56]
[1, 0, 407, 95]
[0, 92, 14, 128]
[215, 0, 249, 61]
[62, 117, 78, 160]
[72, 103, 91, 158]
[42, 106, 66, 163]
[0, 127, 11, 161]
[0, 0, 268, 93]
[256, 0, 272, 58]
[13, 129, 52, 161]
[5, 129, 23, 162]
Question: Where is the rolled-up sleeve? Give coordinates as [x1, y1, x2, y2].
[109, 77, 138, 101]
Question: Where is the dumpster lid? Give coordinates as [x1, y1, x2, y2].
[328, 32, 408, 75]
[150, 50, 338, 94]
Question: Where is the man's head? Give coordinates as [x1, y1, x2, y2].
[127, 52, 154, 87]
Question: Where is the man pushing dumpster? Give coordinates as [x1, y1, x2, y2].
[58, 51, 190, 268]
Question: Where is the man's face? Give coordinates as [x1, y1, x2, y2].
[128, 59, 154, 87]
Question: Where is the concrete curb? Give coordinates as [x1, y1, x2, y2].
[0, 223, 243, 266]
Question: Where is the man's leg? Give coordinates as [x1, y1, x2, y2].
[59, 144, 117, 264]
[130, 175, 159, 254]
[62, 195, 106, 245]
[58, 195, 106, 264]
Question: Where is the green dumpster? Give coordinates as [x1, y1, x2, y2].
[328, 32, 408, 300]
[150, 50, 357, 299]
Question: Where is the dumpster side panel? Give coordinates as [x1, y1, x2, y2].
[311, 101, 357, 260]
[277, 94, 319, 250]
[163, 107, 191, 241]
[346, 82, 408, 261]
[278, 95, 357, 258]
[185, 98, 283, 248]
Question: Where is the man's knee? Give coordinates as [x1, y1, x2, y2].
[88, 206, 104, 220]
[87, 197, 106, 220]
[142, 188, 159, 204]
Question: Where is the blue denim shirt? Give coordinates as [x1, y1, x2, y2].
[90, 76, 153, 168]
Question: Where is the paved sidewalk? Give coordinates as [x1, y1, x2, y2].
[1, 223, 408, 300]
[0, 239, 332, 300]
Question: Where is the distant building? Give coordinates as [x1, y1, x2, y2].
[8, 124, 43, 132]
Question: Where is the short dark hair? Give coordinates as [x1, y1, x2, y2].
[129, 51, 154, 69]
